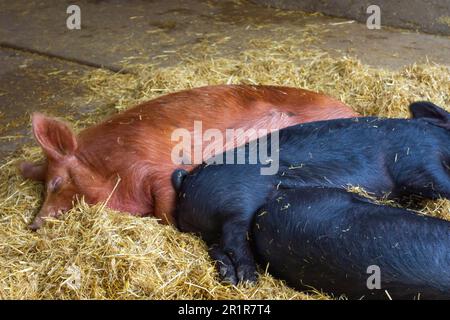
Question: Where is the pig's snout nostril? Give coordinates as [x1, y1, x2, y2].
[28, 218, 43, 231]
[28, 209, 65, 230]
[28, 222, 40, 231]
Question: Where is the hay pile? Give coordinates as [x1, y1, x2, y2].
[0, 147, 313, 299]
[1, 33, 450, 299]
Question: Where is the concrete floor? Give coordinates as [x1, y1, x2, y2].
[1, 0, 450, 160]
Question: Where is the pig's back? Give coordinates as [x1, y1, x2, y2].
[76, 85, 357, 166]
[253, 188, 450, 299]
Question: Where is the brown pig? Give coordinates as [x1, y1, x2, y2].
[20, 85, 358, 229]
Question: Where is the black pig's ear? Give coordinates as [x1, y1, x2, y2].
[171, 169, 189, 192]
[409, 101, 450, 129]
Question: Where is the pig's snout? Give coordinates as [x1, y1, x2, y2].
[28, 209, 64, 231]
[28, 217, 43, 231]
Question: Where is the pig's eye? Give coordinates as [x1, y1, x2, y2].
[48, 176, 63, 193]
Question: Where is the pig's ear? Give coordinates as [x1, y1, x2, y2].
[32, 113, 78, 160]
[171, 169, 188, 192]
[409, 101, 450, 129]
[19, 161, 47, 181]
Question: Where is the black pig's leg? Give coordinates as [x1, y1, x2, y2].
[397, 163, 450, 200]
[428, 166, 450, 199]
[220, 219, 257, 283]
[411, 164, 450, 199]
[208, 244, 238, 284]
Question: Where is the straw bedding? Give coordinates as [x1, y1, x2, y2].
[1, 27, 450, 300]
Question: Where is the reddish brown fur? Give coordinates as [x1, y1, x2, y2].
[21, 85, 358, 229]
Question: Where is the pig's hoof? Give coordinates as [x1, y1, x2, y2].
[217, 261, 238, 285]
[236, 265, 258, 284]
[28, 218, 43, 231]
[208, 245, 238, 285]
[28, 223, 40, 231]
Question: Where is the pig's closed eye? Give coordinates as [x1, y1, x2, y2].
[49, 176, 63, 193]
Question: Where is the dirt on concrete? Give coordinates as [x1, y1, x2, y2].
[254, 0, 450, 36]
[0, 48, 101, 159]
[1, 0, 450, 70]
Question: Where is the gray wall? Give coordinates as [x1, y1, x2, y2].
[253, 0, 450, 35]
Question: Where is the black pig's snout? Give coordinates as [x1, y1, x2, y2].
[171, 169, 189, 192]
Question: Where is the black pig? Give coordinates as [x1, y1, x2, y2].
[172, 101, 450, 284]
[253, 187, 450, 300]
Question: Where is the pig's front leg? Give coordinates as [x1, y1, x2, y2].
[218, 219, 258, 284]
[208, 244, 238, 284]
[152, 179, 177, 224]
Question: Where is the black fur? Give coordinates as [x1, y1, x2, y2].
[253, 187, 450, 299]
[172, 102, 450, 297]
